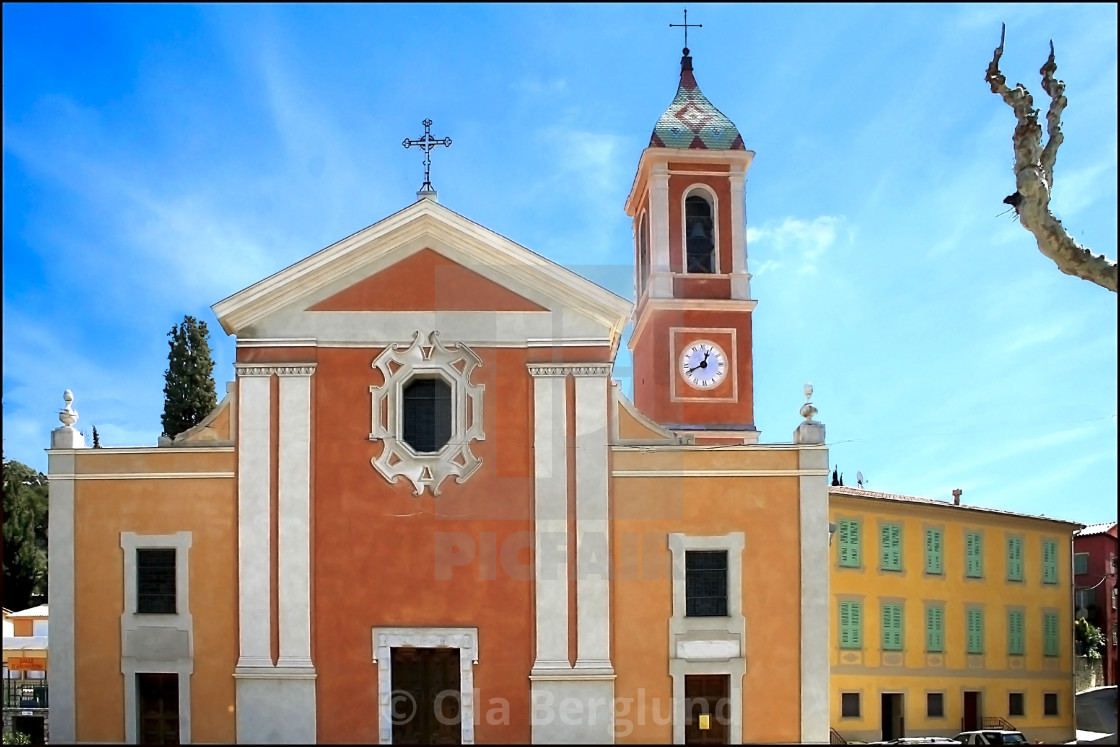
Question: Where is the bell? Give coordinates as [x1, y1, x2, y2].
[688, 220, 708, 240]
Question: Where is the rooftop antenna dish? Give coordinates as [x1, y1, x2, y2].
[856, 471, 864, 488]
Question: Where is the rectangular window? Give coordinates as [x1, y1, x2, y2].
[880, 523, 902, 571]
[1043, 611, 1059, 656]
[1009, 692, 1025, 717]
[1008, 610, 1025, 656]
[966, 531, 983, 578]
[927, 692, 944, 718]
[137, 548, 177, 614]
[840, 601, 863, 649]
[1042, 539, 1058, 584]
[841, 692, 860, 718]
[1113, 587, 1117, 610]
[1043, 692, 1058, 716]
[925, 528, 943, 575]
[1075, 588, 1094, 614]
[967, 608, 984, 654]
[685, 550, 728, 617]
[1074, 553, 1089, 575]
[838, 519, 861, 568]
[1007, 536, 1023, 581]
[926, 605, 944, 653]
[881, 602, 903, 650]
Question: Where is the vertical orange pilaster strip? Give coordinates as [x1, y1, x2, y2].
[566, 373, 578, 668]
[270, 372, 280, 666]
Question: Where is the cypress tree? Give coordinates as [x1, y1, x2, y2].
[92, 426, 101, 448]
[161, 315, 218, 438]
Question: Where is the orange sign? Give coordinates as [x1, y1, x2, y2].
[6, 657, 45, 672]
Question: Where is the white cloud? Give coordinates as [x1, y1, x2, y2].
[747, 215, 848, 273]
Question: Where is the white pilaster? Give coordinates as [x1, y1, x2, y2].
[799, 445, 831, 742]
[277, 365, 315, 669]
[528, 365, 569, 671]
[235, 366, 273, 669]
[46, 450, 76, 742]
[729, 163, 751, 300]
[573, 367, 612, 671]
[649, 164, 674, 298]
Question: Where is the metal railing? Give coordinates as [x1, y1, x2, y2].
[2, 680, 48, 709]
[980, 716, 1016, 731]
[830, 727, 848, 744]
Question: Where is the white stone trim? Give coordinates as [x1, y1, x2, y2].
[277, 367, 315, 669]
[47, 446, 234, 455]
[574, 372, 612, 672]
[371, 627, 479, 745]
[529, 367, 569, 671]
[51, 471, 235, 480]
[120, 531, 194, 745]
[628, 298, 757, 352]
[613, 469, 829, 477]
[237, 373, 272, 668]
[46, 451, 76, 742]
[648, 164, 673, 299]
[369, 331, 485, 496]
[799, 447, 831, 742]
[668, 328, 738, 404]
[668, 532, 746, 745]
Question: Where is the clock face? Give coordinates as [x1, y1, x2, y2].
[679, 340, 728, 389]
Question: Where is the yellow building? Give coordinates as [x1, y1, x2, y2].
[828, 486, 1080, 745]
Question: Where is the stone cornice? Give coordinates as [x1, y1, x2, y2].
[234, 363, 317, 377]
[526, 363, 613, 378]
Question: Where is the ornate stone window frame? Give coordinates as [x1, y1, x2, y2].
[667, 532, 745, 744]
[371, 626, 479, 745]
[369, 331, 485, 495]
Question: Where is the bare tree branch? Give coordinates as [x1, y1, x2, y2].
[985, 24, 1118, 292]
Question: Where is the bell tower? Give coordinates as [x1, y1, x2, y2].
[626, 47, 758, 444]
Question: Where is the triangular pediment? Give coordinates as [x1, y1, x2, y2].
[212, 198, 631, 346]
[308, 248, 547, 313]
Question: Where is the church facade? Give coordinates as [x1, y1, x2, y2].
[47, 49, 832, 744]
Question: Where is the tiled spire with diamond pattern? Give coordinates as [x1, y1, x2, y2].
[650, 50, 745, 151]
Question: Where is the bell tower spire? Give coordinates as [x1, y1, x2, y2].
[625, 39, 759, 444]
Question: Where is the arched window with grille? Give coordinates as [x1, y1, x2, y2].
[685, 193, 715, 273]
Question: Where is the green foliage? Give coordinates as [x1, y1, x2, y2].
[161, 315, 218, 438]
[2, 459, 49, 609]
[1075, 616, 1105, 659]
[92, 425, 101, 448]
[3, 730, 32, 745]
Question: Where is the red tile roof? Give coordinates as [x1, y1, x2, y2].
[1075, 522, 1118, 537]
[830, 486, 1084, 527]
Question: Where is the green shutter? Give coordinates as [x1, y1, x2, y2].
[1043, 611, 1059, 656]
[1074, 553, 1089, 575]
[1043, 539, 1058, 584]
[1008, 610, 1024, 655]
[1007, 536, 1023, 581]
[966, 532, 983, 578]
[839, 519, 861, 568]
[880, 524, 902, 571]
[840, 601, 862, 649]
[925, 528, 943, 574]
[926, 606, 944, 652]
[882, 602, 903, 650]
[967, 608, 984, 654]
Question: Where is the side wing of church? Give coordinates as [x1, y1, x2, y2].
[47, 47, 832, 744]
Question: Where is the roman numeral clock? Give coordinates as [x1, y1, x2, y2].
[679, 339, 727, 389]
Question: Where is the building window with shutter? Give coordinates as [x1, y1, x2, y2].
[1009, 692, 1025, 717]
[1042, 538, 1058, 584]
[838, 518, 861, 568]
[965, 531, 983, 579]
[840, 692, 860, 718]
[1007, 536, 1023, 581]
[880, 523, 902, 572]
[926, 605, 944, 653]
[881, 602, 903, 651]
[1043, 611, 1060, 657]
[927, 692, 945, 718]
[966, 608, 984, 654]
[685, 550, 728, 617]
[925, 527, 943, 575]
[840, 601, 863, 649]
[137, 548, 177, 614]
[1074, 553, 1089, 576]
[1008, 609, 1025, 656]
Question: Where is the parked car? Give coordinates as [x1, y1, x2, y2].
[953, 731, 1029, 745]
[870, 738, 961, 745]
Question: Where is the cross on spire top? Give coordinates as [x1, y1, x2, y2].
[669, 8, 702, 55]
[402, 118, 452, 198]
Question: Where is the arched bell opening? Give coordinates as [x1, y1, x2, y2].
[685, 194, 715, 273]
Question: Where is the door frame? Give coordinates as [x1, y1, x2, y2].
[372, 627, 479, 745]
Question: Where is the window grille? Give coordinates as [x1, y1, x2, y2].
[137, 548, 176, 614]
[402, 377, 452, 453]
[685, 550, 728, 617]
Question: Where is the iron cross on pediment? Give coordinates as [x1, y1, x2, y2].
[402, 119, 452, 193]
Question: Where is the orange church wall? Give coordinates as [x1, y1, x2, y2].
[610, 449, 804, 743]
[70, 450, 237, 743]
[309, 345, 535, 744]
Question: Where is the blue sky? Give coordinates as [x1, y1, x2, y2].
[3, 4, 1116, 524]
